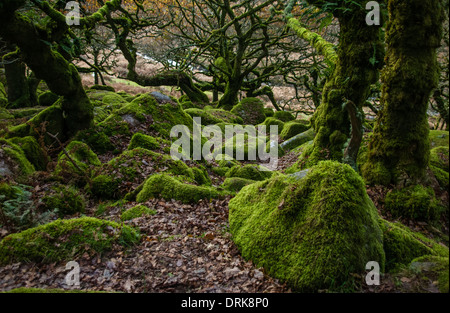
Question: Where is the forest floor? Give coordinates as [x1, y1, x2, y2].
[0, 148, 447, 294]
[1, 74, 448, 294]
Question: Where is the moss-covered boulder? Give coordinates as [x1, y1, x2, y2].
[0, 217, 140, 265]
[41, 184, 86, 217]
[91, 148, 196, 199]
[280, 121, 310, 141]
[9, 136, 48, 171]
[0, 138, 35, 179]
[379, 219, 449, 271]
[6, 105, 64, 144]
[128, 132, 159, 151]
[184, 108, 223, 125]
[231, 98, 266, 125]
[217, 133, 268, 161]
[112, 93, 195, 139]
[229, 161, 385, 292]
[204, 107, 243, 124]
[222, 177, 256, 192]
[121, 205, 157, 221]
[273, 110, 295, 122]
[55, 141, 101, 180]
[384, 185, 442, 222]
[260, 117, 285, 133]
[136, 174, 224, 204]
[226, 164, 273, 181]
[38, 91, 60, 107]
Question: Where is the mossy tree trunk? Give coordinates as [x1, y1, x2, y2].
[362, 0, 444, 186]
[305, 0, 384, 165]
[0, 1, 94, 138]
[3, 50, 32, 108]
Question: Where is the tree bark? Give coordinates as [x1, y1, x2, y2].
[363, 0, 445, 185]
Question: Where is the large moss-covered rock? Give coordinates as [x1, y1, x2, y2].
[55, 141, 101, 181]
[409, 255, 449, 293]
[184, 108, 223, 125]
[91, 148, 196, 199]
[6, 105, 64, 144]
[0, 217, 140, 265]
[112, 93, 195, 138]
[280, 121, 310, 141]
[136, 174, 224, 204]
[429, 130, 449, 148]
[379, 219, 449, 271]
[0, 138, 35, 178]
[9, 136, 48, 171]
[229, 161, 385, 292]
[231, 98, 266, 125]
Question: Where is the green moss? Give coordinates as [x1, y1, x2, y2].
[263, 108, 274, 117]
[0, 107, 13, 120]
[280, 121, 310, 141]
[136, 174, 225, 204]
[379, 219, 449, 272]
[0, 217, 140, 265]
[260, 117, 285, 133]
[280, 127, 315, 151]
[9, 136, 48, 171]
[226, 164, 273, 181]
[10, 107, 45, 119]
[91, 175, 119, 199]
[0, 182, 18, 201]
[384, 185, 442, 222]
[55, 141, 101, 178]
[0, 138, 35, 178]
[93, 148, 195, 199]
[128, 132, 159, 151]
[231, 98, 266, 125]
[429, 130, 449, 148]
[409, 255, 449, 293]
[191, 165, 211, 186]
[204, 107, 243, 124]
[113, 94, 195, 139]
[430, 165, 449, 190]
[430, 146, 449, 172]
[42, 185, 85, 217]
[218, 133, 268, 161]
[7, 105, 64, 144]
[184, 108, 223, 125]
[229, 161, 385, 292]
[222, 177, 256, 192]
[38, 91, 59, 107]
[89, 84, 115, 92]
[121, 205, 157, 221]
[273, 111, 295, 122]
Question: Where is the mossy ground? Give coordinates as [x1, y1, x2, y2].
[0, 85, 448, 293]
